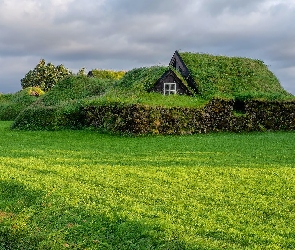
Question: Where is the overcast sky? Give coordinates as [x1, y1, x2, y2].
[0, 0, 294, 94]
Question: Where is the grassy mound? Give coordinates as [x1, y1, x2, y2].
[39, 75, 113, 106]
[12, 75, 113, 130]
[179, 52, 292, 100]
[0, 87, 44, 121]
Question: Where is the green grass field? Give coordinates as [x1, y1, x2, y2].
[1, 121, 295, 249]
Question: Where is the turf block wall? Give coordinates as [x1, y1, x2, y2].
[84, 99, 295, 135]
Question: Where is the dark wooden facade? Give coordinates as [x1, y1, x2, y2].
[169, 51, 199, 94]
[150, 69, 191, 95]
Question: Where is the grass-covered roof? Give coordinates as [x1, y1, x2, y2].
[116, 66, 168, 91]
[178, 52, 292, 100]
[117, 65, 194, 94]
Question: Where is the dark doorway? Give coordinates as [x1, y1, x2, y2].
[233, 99, 246, 114]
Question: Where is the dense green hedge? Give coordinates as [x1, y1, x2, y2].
[83, 99, 295, 135]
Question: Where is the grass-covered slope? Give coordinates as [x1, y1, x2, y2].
[0, 87, 44, 121]
[12, 75, 114, 130]
[179, 52, 292, 100]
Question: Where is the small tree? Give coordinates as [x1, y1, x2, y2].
[21, 59, 72, 91]
[77, 67, 86, 76]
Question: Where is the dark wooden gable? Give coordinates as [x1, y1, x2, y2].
[169, 51, 199, 94]
[150, 69, 192, 95]
[169, 51, 190, 77]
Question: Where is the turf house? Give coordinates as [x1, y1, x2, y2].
[9, 51, 295, 134]
[154, 50, 290, 99]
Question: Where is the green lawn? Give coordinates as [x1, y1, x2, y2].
[0, 121, 295, 249]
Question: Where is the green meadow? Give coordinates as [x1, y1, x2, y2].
[1, 121, 295, 249]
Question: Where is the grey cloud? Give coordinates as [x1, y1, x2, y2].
[0, 0, 294, 94]
[106, 0, 186, 15]
[202, 0, 267, 15]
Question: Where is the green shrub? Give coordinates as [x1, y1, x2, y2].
[21, 59, 72, 91]
[90, 69, 125, 80]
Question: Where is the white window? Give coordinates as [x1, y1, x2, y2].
[164, 83, 176, 95]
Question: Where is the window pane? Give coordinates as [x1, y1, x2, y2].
[163, 83, 176, 95]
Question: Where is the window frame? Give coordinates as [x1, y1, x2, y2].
[163, 82, 177, 95]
